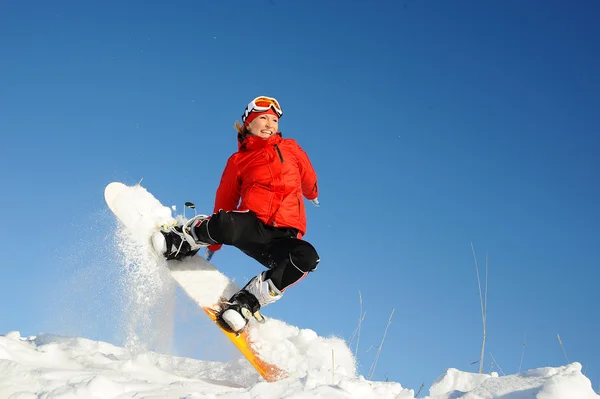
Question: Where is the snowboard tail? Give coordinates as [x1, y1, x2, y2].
[104, 181, 286, 382]
[203, 307, 283, 380]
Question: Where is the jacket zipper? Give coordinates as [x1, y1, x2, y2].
[274, 144, 284, 163]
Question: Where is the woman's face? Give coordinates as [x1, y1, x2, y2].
[247, 113, 279, 139]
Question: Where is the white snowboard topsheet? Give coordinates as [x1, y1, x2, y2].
[104, 182, 239, 307]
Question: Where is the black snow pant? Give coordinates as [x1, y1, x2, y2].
[193, 210, 320, 292]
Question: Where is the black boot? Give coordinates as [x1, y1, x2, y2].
[151, 215, 211, 260]
[218, 272, 283, 332]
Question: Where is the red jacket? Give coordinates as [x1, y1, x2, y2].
[210, 133, 318, 250]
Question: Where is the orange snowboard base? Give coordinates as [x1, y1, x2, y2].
[202, 307, 287, 382]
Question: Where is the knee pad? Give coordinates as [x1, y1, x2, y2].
[290, 241, 320, 273]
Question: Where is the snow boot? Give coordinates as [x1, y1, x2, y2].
[220, 271, 283, 332]
[151, 214, 211, 260]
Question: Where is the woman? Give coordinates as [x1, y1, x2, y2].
[153, 96, 320, 332]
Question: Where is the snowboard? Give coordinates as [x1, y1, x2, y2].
[104, 181, 287, 382]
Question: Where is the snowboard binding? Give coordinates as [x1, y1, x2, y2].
[151, 214, 211, 261]
[217, 272, 281, 333]
[216, 289, 267, 333]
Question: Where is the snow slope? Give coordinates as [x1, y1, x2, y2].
[0, 331, 409, 398]
[1, 331, 598, 398]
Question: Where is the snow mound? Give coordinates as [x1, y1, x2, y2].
[249, 317, 357, 379]
[428, 362, 599, 399]
[0, 331, 410, 398]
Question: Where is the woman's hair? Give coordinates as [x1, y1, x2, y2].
[234, 120, 248, 135]
[235, 120, 249, 143]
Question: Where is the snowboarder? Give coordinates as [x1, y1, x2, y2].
[152, 96, 320, 332]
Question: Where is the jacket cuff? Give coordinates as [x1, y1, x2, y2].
[208, 244, 222, 252]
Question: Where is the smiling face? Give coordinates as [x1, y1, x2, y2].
[246, 112, 279, 139]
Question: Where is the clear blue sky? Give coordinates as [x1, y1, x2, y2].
[1, 0, 599, 392]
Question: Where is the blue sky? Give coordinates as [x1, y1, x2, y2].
[1, 0, 599, 392]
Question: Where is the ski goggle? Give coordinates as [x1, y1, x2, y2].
[242, 96, 283, 124]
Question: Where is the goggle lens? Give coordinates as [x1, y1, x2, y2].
[254, 97, 281, 111]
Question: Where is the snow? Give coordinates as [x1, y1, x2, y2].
[1, 331, 598, 398]
[0, 331, 406, 398]
[428, 363, 599, 399]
